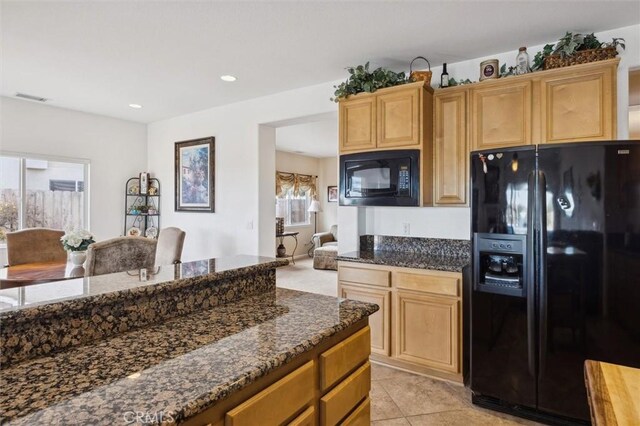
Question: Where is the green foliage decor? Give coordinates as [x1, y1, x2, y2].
[531, 33, 625, 71]
[331, 62, 407, 102]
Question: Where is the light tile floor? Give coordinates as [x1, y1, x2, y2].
[370, 363, 542, 425]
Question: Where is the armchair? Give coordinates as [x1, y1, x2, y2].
[312, 225, 337, 249]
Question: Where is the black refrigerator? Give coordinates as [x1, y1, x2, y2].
[469, 141, 640, 424]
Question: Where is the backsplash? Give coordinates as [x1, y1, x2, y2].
[359, 235, 471, 258]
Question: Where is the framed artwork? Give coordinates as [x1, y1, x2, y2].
[327, 185, 338, 202]
[175, 137, 215, 212]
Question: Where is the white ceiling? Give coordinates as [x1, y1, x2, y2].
[2, 1, 639, 123]
[276, 114, 338, 158]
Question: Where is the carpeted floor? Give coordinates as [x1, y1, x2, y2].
[276, 257, 338, 297]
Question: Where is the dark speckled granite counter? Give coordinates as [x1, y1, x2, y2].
[0, 255, 289, 365]
[337, 250, 469, 272]
[338, 235, 471, 272]
[0, 287, 378, 425]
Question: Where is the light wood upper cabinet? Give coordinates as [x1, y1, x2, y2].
[377, 86, 421, 148]
[471, 80, 532, 150]
[339, 96, 376, 152]
[338, 81, 432, 155]
[540, 62, 616, 143]
[395, 291, 460, 374]
[434, 90, 468, 205]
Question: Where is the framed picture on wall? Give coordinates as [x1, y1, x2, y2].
[175, 137, 215, 212]
[327, 186, 338, 202]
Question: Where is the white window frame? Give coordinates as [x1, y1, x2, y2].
[276, 188, 311, 228]
[0, 150, 90, 236]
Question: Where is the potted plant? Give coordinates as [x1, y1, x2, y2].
[331, 62, 407, 102]
[61, 229, 95, 266]
[540, 32, 625, 70]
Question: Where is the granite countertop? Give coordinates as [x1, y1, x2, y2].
[0, 255, 287, 315]
[337, 250, 470, 272]
[0, 287, 378, 425]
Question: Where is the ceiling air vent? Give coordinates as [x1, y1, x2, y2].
[15, 93, 48, 102]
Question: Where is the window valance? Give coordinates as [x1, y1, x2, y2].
[276, 171, 317, 197]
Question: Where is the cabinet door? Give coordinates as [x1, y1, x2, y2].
[377, 87, 421, 148]
[434, 90, 468, 205]
[340, 283, 391, 356]
[339, 97, 376, 152]
[540, 66, 616, 143]
[395, 291, 460, 373]
[471, 81, 532, 150]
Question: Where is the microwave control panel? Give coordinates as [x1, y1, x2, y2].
[398, 166, 410, 195]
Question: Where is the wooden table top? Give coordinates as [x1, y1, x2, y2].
[0, 261, 83, 288]
[584, 360, 640, 425]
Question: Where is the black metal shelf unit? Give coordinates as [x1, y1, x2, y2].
[123, 177, 161, 238]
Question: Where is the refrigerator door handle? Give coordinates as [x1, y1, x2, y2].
[526, 171, 536, 377]
[537, 171, 548, 376]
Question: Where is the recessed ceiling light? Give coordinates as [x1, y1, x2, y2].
[129, 103, 143, 109]
[220, 75, 237, 82]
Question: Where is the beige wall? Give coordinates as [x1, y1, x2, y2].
[318, 156, 338, 232]
[275, 151, 320, 258]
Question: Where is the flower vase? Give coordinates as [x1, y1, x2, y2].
[70, 250, 87, 266]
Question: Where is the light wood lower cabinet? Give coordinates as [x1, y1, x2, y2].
[338, 262, 463, 382]
[287, 406, 316, 426]
[226, 361, 315, 426]
[183, 324, 371, 426]
[395, 291, 460, 374]
[339, 284, 390, 356]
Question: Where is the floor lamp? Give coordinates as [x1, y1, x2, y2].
[308, 199, 322, 257]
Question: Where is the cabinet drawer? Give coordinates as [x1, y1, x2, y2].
[226, 361, 315, 426]
[339, 265, 390, 287]
[320, 326, 371, 391]
[395, 272, 460, 297]
[287, 406, 316, 426]
[341, 397, 371, 426]
[320, 362, 371, 426]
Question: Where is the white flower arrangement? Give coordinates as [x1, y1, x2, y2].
[60, 229, 95, 252]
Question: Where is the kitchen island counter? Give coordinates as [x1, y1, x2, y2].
[0, 287, 378, 425]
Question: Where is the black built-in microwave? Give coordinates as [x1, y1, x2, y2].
[339, 149, 420, 206]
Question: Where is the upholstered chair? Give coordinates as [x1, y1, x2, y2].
[155, 227, 186, 265]
[6, 228, 66, 266]
[85, 237, 157, 277]
[312, 224, 338, 248]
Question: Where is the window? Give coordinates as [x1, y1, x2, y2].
[276, 188, 311, 227]
[0, 155, 89, 242]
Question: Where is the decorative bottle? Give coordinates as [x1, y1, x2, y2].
[515, 47, 531, 75]
[440, 63, 449, 88]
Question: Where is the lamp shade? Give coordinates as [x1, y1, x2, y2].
[308, 200, 322, 213]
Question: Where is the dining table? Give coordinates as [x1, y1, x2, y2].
[0, 261, 84, 289]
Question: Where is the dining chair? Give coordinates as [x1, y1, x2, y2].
[6, 228, 67, 266]
[155, 227, 186, 265]
[85, 236, 157, 277]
